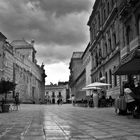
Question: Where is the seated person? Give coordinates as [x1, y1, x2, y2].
[124, 83, 136, 114]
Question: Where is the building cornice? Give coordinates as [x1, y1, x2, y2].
[0, 32, 7, 40]
[87, 0, 101, 26]
[89, 5, 118, 53]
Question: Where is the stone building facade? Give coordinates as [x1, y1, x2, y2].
[0, 33, 7, 77]
[69, 52, 85, 100]
[0, 32, 46, 103]
[87, 0, 140, 97]
[70, 0, 140, 99]
[82, 43, 92, 96]
[116, 0, 140, 84]
[87, 0, 122, 98]
[45, 82, 69, 104]
[69, 44, 92, 100]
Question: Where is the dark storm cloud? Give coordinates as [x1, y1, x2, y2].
[0, 0, 93, 64]
[31, 0, 92, 17]
[36, 43, 85, 65]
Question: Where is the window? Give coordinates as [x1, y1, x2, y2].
[113, 33, 116, 48]
[105, 72, 108, 83]
[108, 38, 112, 52]
[105, 42, 107, 56]
[105, 72, 108, 89]
[99, 72, 102, 79]
[45, 92, 48, 96]
[95, 52, 98, 67]
[59, 92, 61, 96]
[126, 26, 131, 45]
[98, 13, 100, 28]
[114, 67, 117, 87]
[109, 69, 112, 88]
[104, 9, 106, 21]
[52, 92, 55, 98]
[107, 2, 110, 15]
[99, 47, 102, 62]
[111, 0, 114, 8]
[32, 51, 35, 62]
[126, 25, 133, 45]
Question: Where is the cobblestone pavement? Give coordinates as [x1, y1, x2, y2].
[0, 104, 140, 140]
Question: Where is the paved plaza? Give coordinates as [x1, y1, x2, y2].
[0, 104, 140, 140]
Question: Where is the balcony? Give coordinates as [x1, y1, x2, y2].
[120, 36, 140, 58]
[120, 46, 128, 59]
[130, 36, 140, 51]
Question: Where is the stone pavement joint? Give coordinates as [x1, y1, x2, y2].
[0, 104, 139, 140]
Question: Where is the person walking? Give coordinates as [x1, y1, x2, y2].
[60, 98, 63, 105]
[14, 92, 20, 111]
[57, 99, 60, 105]
[71, 96, 75, 106]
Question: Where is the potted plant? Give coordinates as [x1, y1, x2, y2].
[0, 78, 16, 112]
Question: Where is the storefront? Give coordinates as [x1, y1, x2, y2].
[113, 47, 140, 116]
[114, 47, 140, 76]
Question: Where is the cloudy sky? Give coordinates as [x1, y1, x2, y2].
[0, 0, 94, 84]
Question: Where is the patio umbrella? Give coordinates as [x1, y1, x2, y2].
[86, 82, 111, 87]
[82, 86, 101, 90]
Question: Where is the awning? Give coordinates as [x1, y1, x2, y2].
[113, 47, 140, 75]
